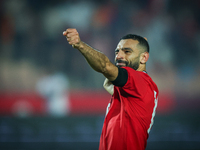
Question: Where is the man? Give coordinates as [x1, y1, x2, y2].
[63, 28, 159, 150]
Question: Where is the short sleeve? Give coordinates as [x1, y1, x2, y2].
[111, 67, 128, 87]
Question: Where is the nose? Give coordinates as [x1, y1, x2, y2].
[116, 50, 125, 60]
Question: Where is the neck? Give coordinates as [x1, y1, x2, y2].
[136, 64, 146, 72]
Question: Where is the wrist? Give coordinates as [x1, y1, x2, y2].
[73, 41, 84, 50]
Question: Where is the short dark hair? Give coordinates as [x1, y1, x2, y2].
[120, 34, 150, 53]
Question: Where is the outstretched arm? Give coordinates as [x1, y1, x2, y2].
[63, 28, 118, 81]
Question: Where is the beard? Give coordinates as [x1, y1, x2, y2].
[115, 57, 140, 70]
[129, 60, 140, 70]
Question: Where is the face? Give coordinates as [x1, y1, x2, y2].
[115, 39, 141, 70]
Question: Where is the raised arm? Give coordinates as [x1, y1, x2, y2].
[63, 28, 118, 81]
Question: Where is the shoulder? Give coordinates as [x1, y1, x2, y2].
[122, 67, 145, 79]
[123, 67, 153, 80]
[122, 67, 156, 88]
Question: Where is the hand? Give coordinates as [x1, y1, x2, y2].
[63, 28, 81, 49]
[103, 78, 114, 95]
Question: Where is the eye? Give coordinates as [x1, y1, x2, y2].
[125, 50, 131, 54]
[115, 50, 119, 54]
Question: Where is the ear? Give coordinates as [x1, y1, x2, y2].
[144, 37, 148, 41]
[140, 52, 149, 64]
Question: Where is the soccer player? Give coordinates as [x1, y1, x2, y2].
[63, 28, 159, 150]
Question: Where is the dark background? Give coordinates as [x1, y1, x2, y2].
[0, 0, 200, 149]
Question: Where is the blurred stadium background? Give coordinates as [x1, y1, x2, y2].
[0, 0, 200, 149]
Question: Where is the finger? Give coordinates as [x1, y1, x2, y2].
[66, 35, 79, 43]
[63, 28, 77, 36]
[66, 28, 77, 33]
[68, 39, 79, 45]
[66, 33, 79, 43]
[66, 32, 79, 38]
[63, 31, 67, 36]
[65, 28, 77, 36]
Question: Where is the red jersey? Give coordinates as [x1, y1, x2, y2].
[99, 67, 159, 150]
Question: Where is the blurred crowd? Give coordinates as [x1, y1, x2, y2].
[0, 0, 200, 97]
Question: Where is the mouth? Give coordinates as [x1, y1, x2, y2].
[115, 60, 128, 67]
[116, 62, 126, 67]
